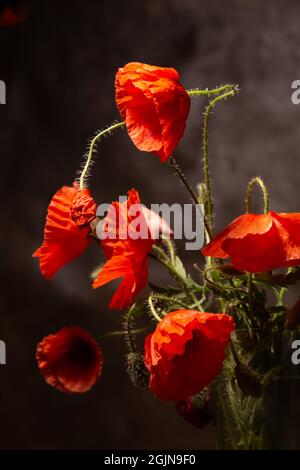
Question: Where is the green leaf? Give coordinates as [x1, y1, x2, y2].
[173, 256, 187, 280]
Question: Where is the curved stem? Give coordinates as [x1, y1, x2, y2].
[148, 295, 162, 323]
[124, 305, 136, 353]
[246, 176, 270, 214]
[151, 293, 188, 308]
[204, 267, 246, 296]
[202, 87, 239, 235]
[78, 121, 125, 189]
[188, 84, 238, 97]
[168, 156, 213, 241]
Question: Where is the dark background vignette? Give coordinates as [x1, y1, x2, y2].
[0, 0, 300, 450]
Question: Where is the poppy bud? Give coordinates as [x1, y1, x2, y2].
[176, 389, 211, 428]
[126, 352, 149, 390]
[285, 297, 300, 330]
[70, 189, 97, 228]
[235, 363, 263, 398]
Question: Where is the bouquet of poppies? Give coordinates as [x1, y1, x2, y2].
[33, 62, 300, 450]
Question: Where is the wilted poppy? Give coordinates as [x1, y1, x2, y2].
[202, 212, 300, 273]
[93, 188, 171, 310]
[144, 310, 235, 401]
[115, 62, 190, 162]
[36, 326, 103, 394]
[33, 186, 95, 279]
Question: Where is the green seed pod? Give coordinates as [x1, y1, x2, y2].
[126, 352, 149, 390]
[176, 388, 211, 428]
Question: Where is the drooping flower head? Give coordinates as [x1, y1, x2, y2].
[33, 185, 96, 279]
[202, 212, 300, 273]
[93, 188, 171, 310]
[36, 326, 103, 394]
[144, 310, 235, 401]
[115, 62, 190, 162]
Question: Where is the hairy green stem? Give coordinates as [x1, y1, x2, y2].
[202, 87, 239, 234]
[168, 156, 213, 241]
[151, 293, 187, 309]
[148, 295, 162, 323]
[188, 84, 238, 97]
[204, 267, 246, 296]
[247, 273, 254, 319]
[124, 305, 136, 353]
[79, 121, 125, 189]
[246, 176, 269, 214]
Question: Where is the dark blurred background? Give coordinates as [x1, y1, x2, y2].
[1, 0, 300, 450]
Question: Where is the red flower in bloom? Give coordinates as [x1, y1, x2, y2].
[202, 212, 300, 273]
[144, 310, 235, 401]
[33, 186, 95, 279]
[36, 327, 103, 393]
[115, 62, 190, 162]
[93, 188, 171, 310]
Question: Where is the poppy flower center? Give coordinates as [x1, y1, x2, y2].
[183, 330, 202, 357]
[66, 337, 97, 368]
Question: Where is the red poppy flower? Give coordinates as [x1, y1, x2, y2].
[93, 188, 170, 310]
[202, 212, 300, 273]
[36, 326, 103, 394]
[33, 186, 94, 279]
[115, 62, 190, 162]
[144, 310, 235, 401]
[93, 250, 150, 310]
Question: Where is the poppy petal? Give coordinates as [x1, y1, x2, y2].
[94, 188, 165, 309]
[115, 62, 190, 162]
[202, 211, 300, 272]
[144, 310, 235, 401]
[33, 186, 91, 279]
[36, 327, 103, 394]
